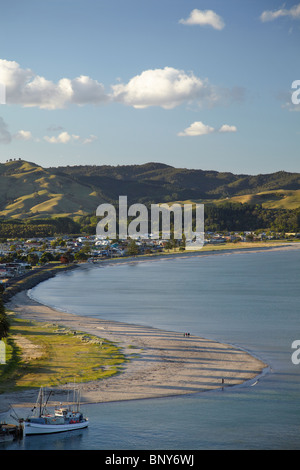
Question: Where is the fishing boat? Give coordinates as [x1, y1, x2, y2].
[22, 387, 88, 436]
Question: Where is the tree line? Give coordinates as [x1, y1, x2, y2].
[0, 217, 81, 239]
[204, 203, 300, 232]
[79, 203, 300, 235]
[0, 203, 299, 240]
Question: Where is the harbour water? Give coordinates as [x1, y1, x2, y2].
[4, 247, 300, 449]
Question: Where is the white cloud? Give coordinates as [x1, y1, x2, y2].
[178, 121, 237, 137]
[0, 83, 5, 104]
[0, 119, 98, 145]
[0, 59, 108, 109]
[179, 9, 225, 30]
[43, 131, 97, 144]
[219, 124, 237, 133]
[275, 86, 300, 112]
[0, 117, 97, 145]
[13, 129, 33, 141]
[0, 119, 35, 144]
[82, 134, 98, 144]
[178, 121, 215, 137]
[260, 3, 300, 22]
[282, 101, 300, 112]
[44, 131, 70, 144]
[0, 59, 242, 112]
[111, 67, 217, 109]
[69, 76, 107, 105]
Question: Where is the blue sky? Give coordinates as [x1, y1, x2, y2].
[0, 0, 299, 174]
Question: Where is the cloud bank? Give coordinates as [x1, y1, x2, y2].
[0, 59, 238, 111]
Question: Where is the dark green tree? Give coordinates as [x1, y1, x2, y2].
[0, 297, 10, 339]
[40, 252, 55, 264]
[127, 240, 139, 256]
[27, 253, 39, 266]
[74, 251, 88, 261]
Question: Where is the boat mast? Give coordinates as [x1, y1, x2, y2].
[36, 387, 53, 417]
[76, 388, 81, 412]
[38, 387, 43, 417]
[44, 390, 53, 412]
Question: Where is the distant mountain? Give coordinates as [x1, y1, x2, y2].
[0, 159, 299, 219]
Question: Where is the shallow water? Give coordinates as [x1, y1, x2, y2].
[5, 249, 300, 449]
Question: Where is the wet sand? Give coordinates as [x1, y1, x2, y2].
[0, 290, 267, 412]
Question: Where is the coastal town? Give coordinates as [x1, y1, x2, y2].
[0, 230, 299, 284]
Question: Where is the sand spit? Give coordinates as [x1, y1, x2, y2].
[0, 290, 267, 412]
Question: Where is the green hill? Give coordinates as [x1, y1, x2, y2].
[0, 159, 299, 219]
[0, 160, 106, 219]
[211, 189, 300, 209]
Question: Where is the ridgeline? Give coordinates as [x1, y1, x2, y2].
[0, 159, 299, 233]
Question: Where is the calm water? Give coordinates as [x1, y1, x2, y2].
[5, 248, 300, 449]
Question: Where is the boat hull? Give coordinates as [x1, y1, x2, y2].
[23, 420, 88, 436]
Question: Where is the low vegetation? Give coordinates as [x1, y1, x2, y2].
[0, 316, 126, 393]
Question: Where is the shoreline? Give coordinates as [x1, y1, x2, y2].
[2, 242, 298, 412]
[93, 241, 300, 268]
[1, 290, 267, 412]
[2, 241, 300, 301]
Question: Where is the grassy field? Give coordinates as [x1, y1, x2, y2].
[0, 161, 101, 219]
[199, 240, 300, 251]
[0, 316, 126, 393]
[160, 239, 300, 255]
[176, 189, 300, 210]
[212, 189, 300, 209]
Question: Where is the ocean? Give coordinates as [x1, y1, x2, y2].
[5, 247, 300, 450]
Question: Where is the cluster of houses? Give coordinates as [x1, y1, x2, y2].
[79, 235, 167, 258]
[0, 230, 298, 282]
[0, 262, 30, 279]
[0, 235, 166, 281]
[205, 231, 300, 243]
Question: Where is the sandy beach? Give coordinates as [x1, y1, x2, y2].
[0, 287, 267, 413]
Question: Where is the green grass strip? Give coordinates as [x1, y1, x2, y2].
[0, 316, 126, 393]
